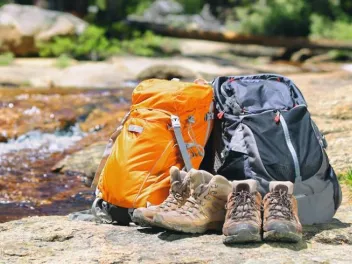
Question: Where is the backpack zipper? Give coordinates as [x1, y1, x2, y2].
[275, 111, 302, 182]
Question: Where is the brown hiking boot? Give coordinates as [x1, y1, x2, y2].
[223, 179, 262, 244]
[132, 166, 190, 227]
[263, 181, 302, 242]
[153, 170, 232, 234]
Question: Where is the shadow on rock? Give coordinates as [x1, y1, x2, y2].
[303, 218, 351, 241]
[224, 241, 263, 249]
[157, 230, 221, 242]
[137, 227, 165, 235]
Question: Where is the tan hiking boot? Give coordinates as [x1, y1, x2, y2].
[223, 179, 263, 244]
[263, 181, 302, 242]
[153, 170, 232, 234]
[132, 166, 190, 227]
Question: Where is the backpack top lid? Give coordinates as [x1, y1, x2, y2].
[212, 74, 307, 116]
[132, 79, 213, 115]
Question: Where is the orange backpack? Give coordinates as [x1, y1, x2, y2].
[93, 79, 214, 209]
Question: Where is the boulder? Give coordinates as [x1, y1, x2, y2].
[129, 0, 223, 31]
[137, 64, 198, 81]
[51, 142, 106, 185]
[0, 4, 87, 55]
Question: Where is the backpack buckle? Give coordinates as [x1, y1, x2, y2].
[171, 115, 181, 128]
[205, 112, 214, 121]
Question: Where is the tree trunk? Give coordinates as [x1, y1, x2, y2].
[127, 18, 352, 51]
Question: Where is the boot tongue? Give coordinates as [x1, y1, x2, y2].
[269, 181, 293, 195]
[232, 179, 257, 194]
[170, 166, 184, 193]
[189, 169, 213, 194]
[235, 183, 250, 193]
[268, 182, 293, 219]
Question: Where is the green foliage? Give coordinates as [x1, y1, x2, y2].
[38, 26, 121, 60]
[177, 0, 204, 14]
[0, 0, 9, 7]
[120, 31, 165, 57]
[236, 0, 311, 37]
[0, 52, 14, 66]
[37, 25, 172, 59]
[310, 14, 352, 40]
[95, 0, 107, 11]
[328, 50, 352, 61]
[133, 0, 154, 15]
[55, 54, 73, 69]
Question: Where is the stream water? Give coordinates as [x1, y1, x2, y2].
[0, 87, 131, 223]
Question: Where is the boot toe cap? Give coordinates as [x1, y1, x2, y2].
[264, 221, 298, 234]
[224, 222, 260, 236]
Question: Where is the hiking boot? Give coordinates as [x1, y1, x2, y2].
[263, 181, 302, 242]
[223, 179, 262, 244]
[153, 170, 232, 234]
[132, 166, 190, 227]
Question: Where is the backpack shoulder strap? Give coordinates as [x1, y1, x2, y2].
[171, 115, 192, 171]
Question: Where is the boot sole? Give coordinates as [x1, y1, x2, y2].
[131, 210, 154, 227]
[263, 230, 302, 243]
[153, 214, 223, 234]
[223, 230, 262, 244]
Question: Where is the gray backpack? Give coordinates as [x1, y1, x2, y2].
[211, 74, 342, 225]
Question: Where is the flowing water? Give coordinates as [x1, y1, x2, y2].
[0, 87, 131, 223]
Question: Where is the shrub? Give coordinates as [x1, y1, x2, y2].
[236, 0, 311, 37]
[37, 25, 121, 60]
[120, 31, 165, 57]
[310, 14, 352, 40]
[0, 52, 14, 66]
[37, 25, 173, 59]
[55, 54, 73, 69]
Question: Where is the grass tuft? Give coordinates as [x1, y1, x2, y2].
[338, 169, 352, 190]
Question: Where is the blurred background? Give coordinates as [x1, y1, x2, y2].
[0, 0, 352, 223]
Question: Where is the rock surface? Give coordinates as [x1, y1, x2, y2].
[0, 40, 329, 89]
[136, 64, 199, 81]
[51, 142, 106, 185]
[0, 4, 87, 55]
[0, 188, 351, 263]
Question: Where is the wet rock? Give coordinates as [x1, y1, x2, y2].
[52, 63, 127, 88]
[52, 142, 106, 183]
[137, 64, 198, 81]
[0, 88, 130, 140]
[0, 4, 87, 55]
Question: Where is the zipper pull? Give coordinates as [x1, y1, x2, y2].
[274, 111, 280, 124]
[217, 111, 224, 119]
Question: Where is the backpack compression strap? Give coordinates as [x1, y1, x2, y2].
[171, 115, 193, 172]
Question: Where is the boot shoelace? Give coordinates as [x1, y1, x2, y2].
[227, 191, 256, 221]
[159, 181, 189, 209]
[268, 189, 293, 220]
[178, 184, 209, 214]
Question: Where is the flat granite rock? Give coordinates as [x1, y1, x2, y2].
[1, 189, 351, 264]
